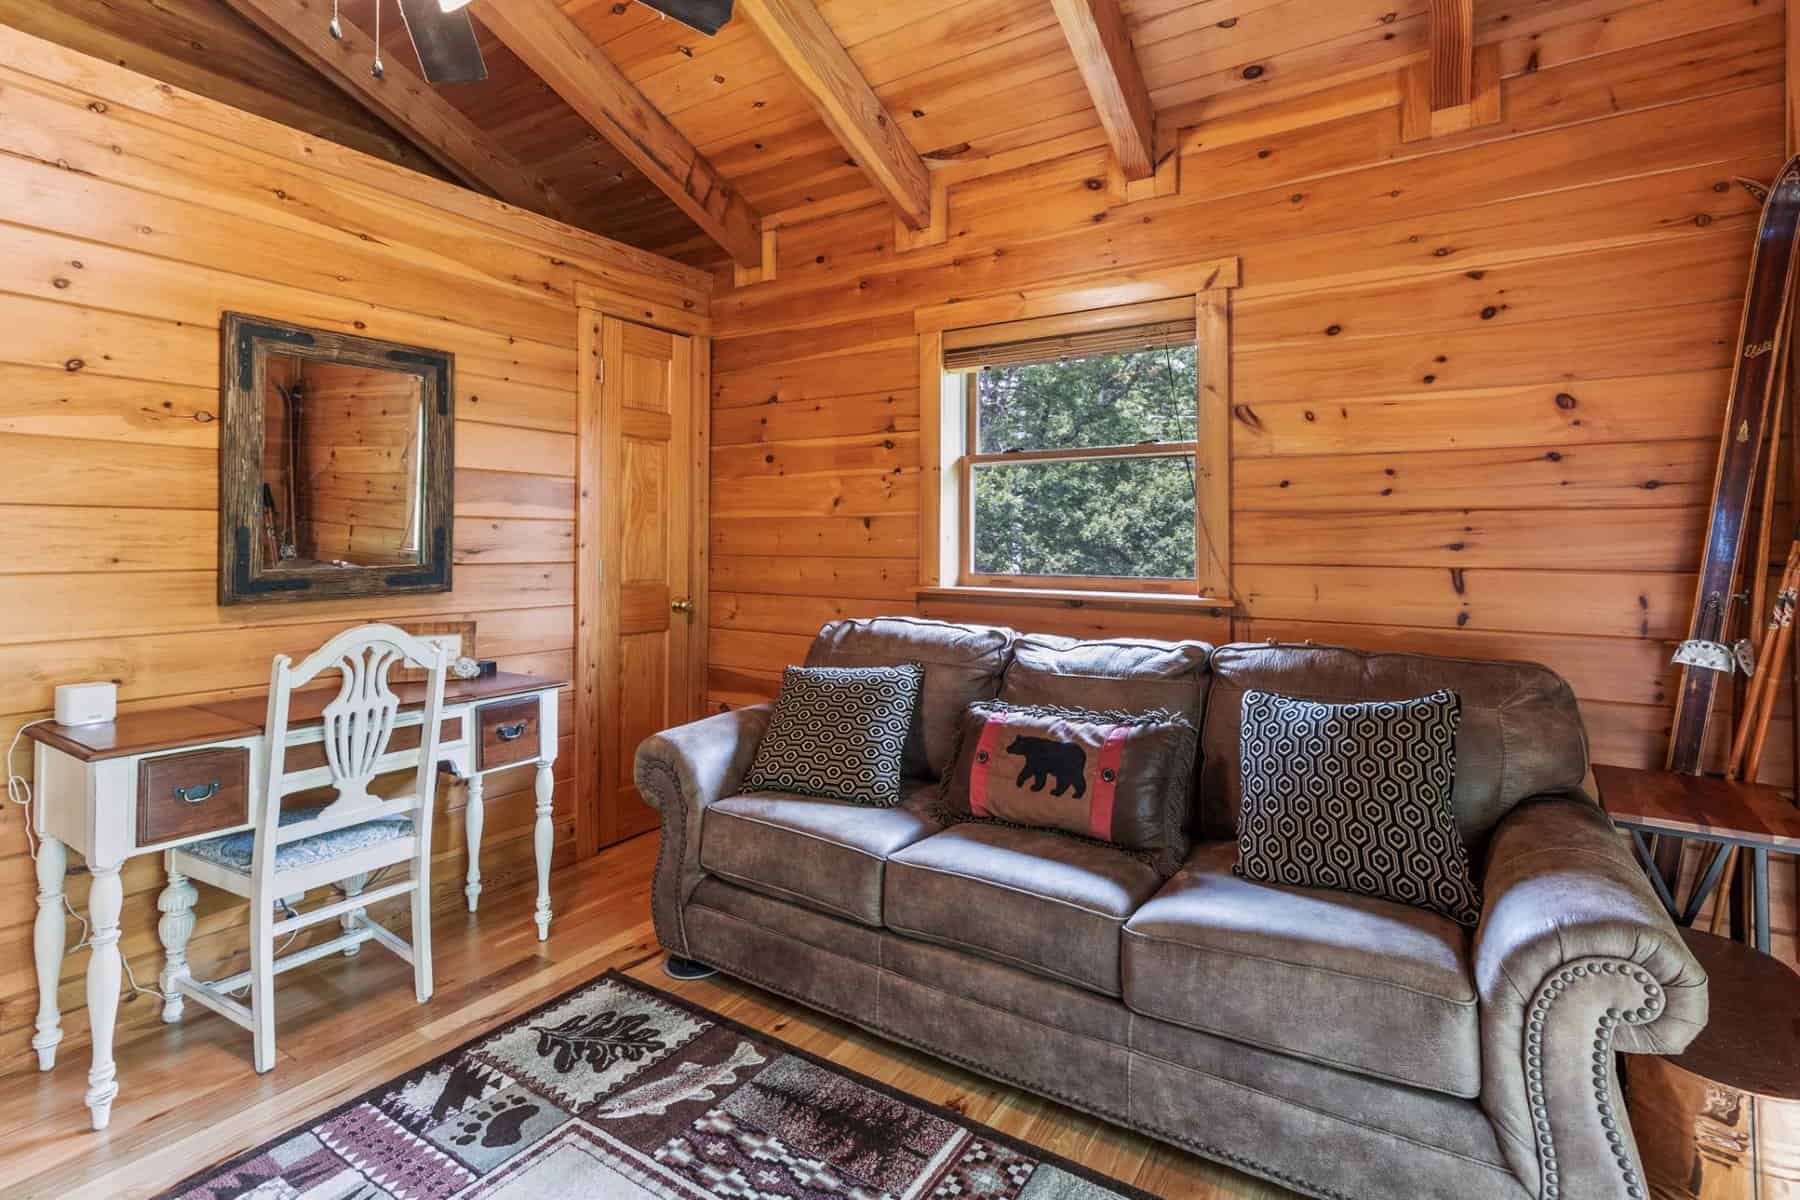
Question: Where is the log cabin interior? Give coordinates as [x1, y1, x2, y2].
[4, 0, 1800, 1197]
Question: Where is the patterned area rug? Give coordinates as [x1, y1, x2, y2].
[160, 969, 1158, 1200]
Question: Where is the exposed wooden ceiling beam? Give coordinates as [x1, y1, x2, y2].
[737, 0, 932, 232]
[1401, 0, 1498, 142]
[1427, 0, 1475, 111]
[220, 0, 568, 220]
[472, 0, 764, 267]
[1050, 0, 1156, 182]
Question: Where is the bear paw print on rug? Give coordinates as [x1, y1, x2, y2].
[452, 1093, 541, 1150]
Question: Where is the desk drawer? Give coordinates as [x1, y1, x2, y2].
[139, 747, 249, 847]
[477, 699, 539, 771]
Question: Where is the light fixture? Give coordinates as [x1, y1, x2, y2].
[439, 0, 473, 9]
[371, 0, 385, 78]
[637, 1, 734, 36]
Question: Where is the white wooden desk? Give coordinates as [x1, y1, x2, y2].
[23, 671, 564, 1130]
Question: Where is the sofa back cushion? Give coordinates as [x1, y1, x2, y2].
[999, 635, 1213, 728]
[1198, 643, 1587, 848]
[807, 617, 1015, 780]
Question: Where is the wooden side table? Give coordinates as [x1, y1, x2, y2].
[1593, 764, 1800, 954]
[1625, 929, 1800, 1197]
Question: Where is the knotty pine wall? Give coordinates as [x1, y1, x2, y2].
[705, 1, 1799, 960]
[0, 27, 707, 1074]
[0, 0, 449, 183]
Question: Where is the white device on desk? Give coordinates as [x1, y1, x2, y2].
[53, 682, 117, 727]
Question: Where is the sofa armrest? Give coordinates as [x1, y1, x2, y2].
[1474, 792, 1709, 1200]
[633, 703, 772, 956]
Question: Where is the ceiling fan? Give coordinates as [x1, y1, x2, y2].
[636, 0, 736, 36]
[352, 0, 734, 85]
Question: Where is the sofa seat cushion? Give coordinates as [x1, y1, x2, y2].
[1121, 842, 1481, 1098]
[700, 783, 943, 926]
[884, 824, 1163, 996]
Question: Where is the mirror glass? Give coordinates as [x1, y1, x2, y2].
[258, 353, 428, 570]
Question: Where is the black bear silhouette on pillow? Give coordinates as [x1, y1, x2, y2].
[1007, 735, 1087, 798]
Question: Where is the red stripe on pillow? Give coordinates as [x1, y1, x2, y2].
[968, 714, 1009, 818]
[1090, 725, 1133, 840]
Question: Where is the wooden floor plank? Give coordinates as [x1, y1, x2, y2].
[0, 834, 1282, 1199]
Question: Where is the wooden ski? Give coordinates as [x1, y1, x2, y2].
[1666, 157, 1800, 780]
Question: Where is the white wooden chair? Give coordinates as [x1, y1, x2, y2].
[161, 623, 450, 1073]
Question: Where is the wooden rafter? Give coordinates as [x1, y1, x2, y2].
[1401, 0, 1499, 142]
[220, 0, 568, 220]
[738, 0, 933, 231]
[472, 0, 764, 267]
[1427, 0, 1475, 112]
[1050, 0, 1156, 182]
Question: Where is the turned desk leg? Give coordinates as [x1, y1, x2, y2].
[533, 761, 552, 941]
[464, 773, 484, 913]
[85, 862, 124, 1130]
[156, 860, 197, 1023]
[32, 837, 67, 1072]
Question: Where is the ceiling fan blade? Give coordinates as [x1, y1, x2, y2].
[638, 0, 735, 37]
[396, 0, 488, 84]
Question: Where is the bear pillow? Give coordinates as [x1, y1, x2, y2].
[938, 699, 1197, 875]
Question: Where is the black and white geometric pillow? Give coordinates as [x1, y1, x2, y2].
[1235, 688, 1483, 927]
[744, 664, 924, 807]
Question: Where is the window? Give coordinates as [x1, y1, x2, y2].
[964, 336, 1199, 590]
[917, 266, 1236, 603]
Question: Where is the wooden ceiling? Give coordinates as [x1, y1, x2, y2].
[15, 0, 1493, 270]
[306, 1, 1490, 266]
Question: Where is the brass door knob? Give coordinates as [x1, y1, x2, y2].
[671, 599, 695, 614]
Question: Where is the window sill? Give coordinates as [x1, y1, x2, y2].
[917, 585, 1235, 614]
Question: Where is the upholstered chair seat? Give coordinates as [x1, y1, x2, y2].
[181, 806, 414, 875]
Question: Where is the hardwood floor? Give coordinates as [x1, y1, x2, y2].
[0, 833, 1289, 1200]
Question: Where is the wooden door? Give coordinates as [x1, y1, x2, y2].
[579, 313, 707, 852]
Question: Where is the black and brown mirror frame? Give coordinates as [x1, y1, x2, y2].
[218, 312, 455, 606]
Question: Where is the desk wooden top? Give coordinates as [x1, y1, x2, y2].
[26, 672, 566, 763]
[1593, 763, 1800, 852]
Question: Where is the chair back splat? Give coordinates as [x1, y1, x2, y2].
[256, 624, 449, 880]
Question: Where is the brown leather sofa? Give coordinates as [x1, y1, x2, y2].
[635, 618, 1708, 1200]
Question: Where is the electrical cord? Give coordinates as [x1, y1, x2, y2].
[7, 717, 50, 860]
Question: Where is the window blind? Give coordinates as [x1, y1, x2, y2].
[943, 319, 1197, 372]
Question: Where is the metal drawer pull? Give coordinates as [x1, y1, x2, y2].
[496, 721, 529, 742]
[173, 780, 221, 804]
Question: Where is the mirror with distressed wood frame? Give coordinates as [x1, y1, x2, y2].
[219, 312, 454, 605]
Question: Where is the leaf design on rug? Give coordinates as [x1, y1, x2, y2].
[595, 1042, 766, 1120]
[531, 1009, 669, 1074]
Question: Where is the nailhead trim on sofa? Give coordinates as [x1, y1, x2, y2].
[1522, 958, 1662, 1200]
[637, 756, 691, 956]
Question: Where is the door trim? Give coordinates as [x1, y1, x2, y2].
[574, 306, 710, 858]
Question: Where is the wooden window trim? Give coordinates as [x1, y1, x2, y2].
[918, 264, 1237, 605]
